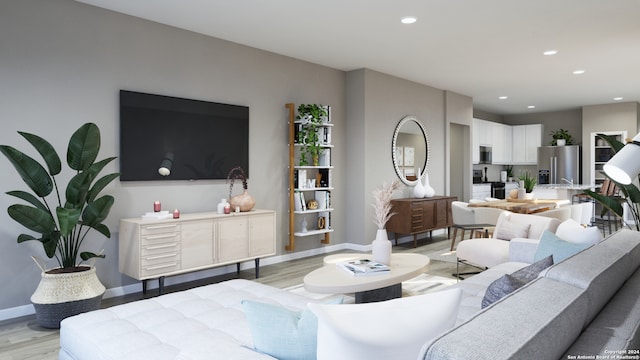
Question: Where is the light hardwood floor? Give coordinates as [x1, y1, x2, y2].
[0, 233, 473, 360]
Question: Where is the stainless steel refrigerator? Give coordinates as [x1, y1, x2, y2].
[537, 145, 581, 185]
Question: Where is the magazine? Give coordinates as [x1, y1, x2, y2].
[337, 259, 390, 276]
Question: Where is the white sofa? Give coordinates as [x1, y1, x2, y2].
[456, 211, 560, 269]
[58, 279, 316, 360]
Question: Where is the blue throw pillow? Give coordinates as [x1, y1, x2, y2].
[533, 230, 591, 263]
[242, 297, 343, 360]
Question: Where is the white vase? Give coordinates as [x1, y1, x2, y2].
[372, 229, 392, 265]
[423, 172, 435, 198]
[413, 168, 426, 198]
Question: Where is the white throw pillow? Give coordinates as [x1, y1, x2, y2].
[308, 288, 462, 360]
[555, 219, 602, 245]
[494, 219, 531, 240]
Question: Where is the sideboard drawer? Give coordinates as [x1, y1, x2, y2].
[141, 261, 181, 277]
[141, 223, 181, 236]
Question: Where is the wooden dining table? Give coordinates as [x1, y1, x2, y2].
[467, 198, 565, 214]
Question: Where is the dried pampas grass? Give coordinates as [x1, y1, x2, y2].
[371, 180, 401, 229]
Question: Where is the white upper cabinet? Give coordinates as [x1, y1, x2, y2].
[512, 124, 543, 164]
[491, 122, 512, 164]
[473, 120, 541, 165]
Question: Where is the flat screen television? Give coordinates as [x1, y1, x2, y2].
[119, 90, 249, 181]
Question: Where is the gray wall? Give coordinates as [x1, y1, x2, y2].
[345, 69, 464, 245]
[0, 0, 348, 312]
[582, 102, 640, 184]
[0, 0, 471, 316]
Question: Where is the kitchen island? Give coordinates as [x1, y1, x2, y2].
[532, 184, 593, 201]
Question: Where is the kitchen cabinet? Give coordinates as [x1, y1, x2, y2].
[472, 119, 493, 164]
[491, 122, 512, 164]
[512, 124, 543, 164]
[386, 196, 456, 247]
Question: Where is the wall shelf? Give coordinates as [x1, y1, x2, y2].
[286, 103, 334, 251]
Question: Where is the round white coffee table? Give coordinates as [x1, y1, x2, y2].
[303, 253, 430, 303]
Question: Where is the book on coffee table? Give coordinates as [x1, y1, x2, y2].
[337, 259, 390, 276]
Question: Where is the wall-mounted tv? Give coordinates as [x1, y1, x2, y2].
[119, 90, 249, 181]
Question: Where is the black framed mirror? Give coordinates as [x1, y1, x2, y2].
[392, 116, 429, 185]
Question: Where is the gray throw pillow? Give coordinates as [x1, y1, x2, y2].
[511, 255, 554, 282]
[481, 274, 526, 308]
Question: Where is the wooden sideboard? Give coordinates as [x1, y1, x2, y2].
[386, 196, 456, 247]
[119, 209, 276, 294]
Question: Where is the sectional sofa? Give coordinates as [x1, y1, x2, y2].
[58, 228, 640, 360]
[420, 228, 640, 359]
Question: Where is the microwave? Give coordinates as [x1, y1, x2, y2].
[479, 146, 492, 164]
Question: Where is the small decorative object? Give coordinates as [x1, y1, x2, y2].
[224, 201, 231, 214]
[307, 199, 319, 210]
[371, 180, 401, 265]
[173, 209, 180, 219]
[0, 122, 119, 328]
[301, 217, 308, 233]
[549, 128, 573, 146]
[217, 198, 227, 214]
[227, 166, 255, 212]
[154, 201, 161, 212]
[318, 216, 326, 229]
[423, 172, 435, 198]
[296, 104, 327, 166]
[412, 168, 426, 198]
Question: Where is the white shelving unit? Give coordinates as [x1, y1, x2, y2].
[286, 103, 334, 251]
[591, 131, 627, 187]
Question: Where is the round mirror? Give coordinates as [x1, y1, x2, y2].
[392, 116, 429, 185]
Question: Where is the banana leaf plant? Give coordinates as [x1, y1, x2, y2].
[584, 133, 640, 231]
[0, 123, 119, 271]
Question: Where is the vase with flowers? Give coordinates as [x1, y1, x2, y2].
[227, 166, 255, 212]
[371, 180, 401, 264]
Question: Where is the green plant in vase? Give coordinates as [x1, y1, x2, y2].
[0, 122, 120, 328]
[0, 122, 119, 269]
[296, 104, 327, 166]
[549, 128, 573, 146]
[518, 171, 537, 193]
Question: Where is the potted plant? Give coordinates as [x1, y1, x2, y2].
[584, 134, 640, 231]
[504, 165, 514, 182]
[0, 122, 119, 328]
[296, 104, 327, 166]
[227, 166, 255, 212]
[518, 171, 537, 195]
[550, 128, 573, 146]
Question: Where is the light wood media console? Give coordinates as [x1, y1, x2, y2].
[119, 209, 276, 293]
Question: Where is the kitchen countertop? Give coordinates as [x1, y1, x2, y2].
[535, 184, 593, 190]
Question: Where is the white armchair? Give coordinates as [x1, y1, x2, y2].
[456, 211, 561, 270]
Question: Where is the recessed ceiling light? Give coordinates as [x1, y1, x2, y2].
[573, 70, 585, 75]
[499, 96, 508, 100]
[528, 105, 536, 109]
[401, 16, 417, 24]
[614, 97, 624, 101]
[543, 50, 558, 56]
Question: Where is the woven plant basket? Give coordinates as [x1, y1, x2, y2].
[30, 266, 105, 329]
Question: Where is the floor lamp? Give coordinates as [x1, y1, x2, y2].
[603, 133, 640, 185]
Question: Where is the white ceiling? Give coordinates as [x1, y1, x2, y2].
[76, 0, 640, 116]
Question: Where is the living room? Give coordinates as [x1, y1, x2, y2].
[2, 1, 640, 358]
